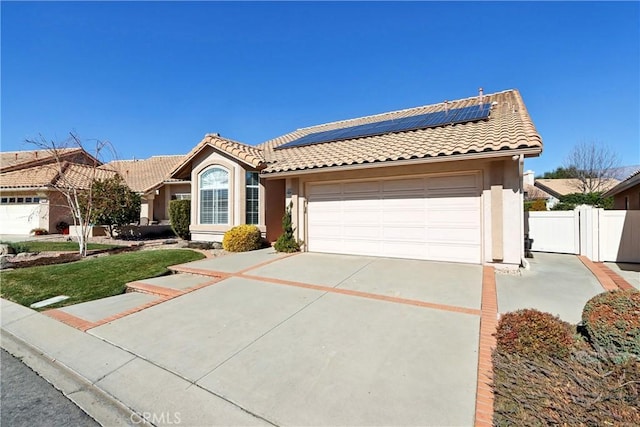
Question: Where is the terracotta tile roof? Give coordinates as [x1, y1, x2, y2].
[0, 148, 97, 173]
[0, 162, 117, 190]
[0, 164, 60, 189]
[535, 178, 619, 198]
[602, 169, 640, 198]
[105, 155, 186, 193]
[257, 89, 542, 174]
[170, 134, 266, 179]
[59, 164, 118, 189]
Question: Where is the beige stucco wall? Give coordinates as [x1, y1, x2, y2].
[612, 185, 640, 210]
[158, 183, 191, 222]
[268, 156, 524, 267]
[188, 146, 265, 242]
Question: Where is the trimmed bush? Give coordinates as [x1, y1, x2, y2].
[222, 225, 262, 252]
[582, 289, 640, 356]
[495, 309, 575, 359]
[169, 199, 191, 240]
[529, 199, 547, 211]
[274, 202, 300, 253]
[493, 350, 640, 426]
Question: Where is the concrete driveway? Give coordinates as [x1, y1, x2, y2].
[88, 251, 484, 426]
[496, 252, 606, 324]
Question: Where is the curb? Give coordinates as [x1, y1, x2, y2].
[0, 329, 145, 427]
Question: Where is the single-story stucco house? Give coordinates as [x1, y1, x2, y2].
[602, 169, 640, 210]
[0, 148, 115, 234]
[169, 88, 543, 268]
[106, 155, 189, 224]
[534, 177, 620, 209]
[0, 148, 190, 234]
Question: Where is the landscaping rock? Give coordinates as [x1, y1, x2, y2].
[0, 255, 14, 270]
[163, 239, 178, 245]
[211, 242, 223, 250]
[15, 252, 37, 259]
[0, 244, 15, 256]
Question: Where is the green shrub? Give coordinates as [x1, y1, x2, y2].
[495, 309, 575, 359]
[274, 202, 300, 253]
[222, 225, 262, 252]
[582, 290, 640, 356]
[0, 241, 29, 254]
[169, 199, 191, 240]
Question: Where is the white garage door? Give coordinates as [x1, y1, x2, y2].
[307, 174, 482, 263]
[0, 204, 43, 235]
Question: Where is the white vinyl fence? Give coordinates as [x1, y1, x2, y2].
[525, 205, 640, 263]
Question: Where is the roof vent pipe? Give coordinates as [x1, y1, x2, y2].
[478, 87, 484, 105]
[444, 100, 449, 114]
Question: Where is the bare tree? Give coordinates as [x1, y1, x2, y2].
[25, 132, 117, 257]
[564, 141, 620, 193]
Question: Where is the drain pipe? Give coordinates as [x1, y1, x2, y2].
[515, 154, 531, 270]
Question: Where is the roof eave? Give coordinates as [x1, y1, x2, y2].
[261, 147, 542, 178]
[602, 173, 640, 198]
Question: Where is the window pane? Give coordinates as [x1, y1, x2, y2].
[245, 186, 259, 224]
[199, 167, 229, 225]
[200, 189, 213, 224]
[245, 172, 259, 224]
[246, 171, 259, 186]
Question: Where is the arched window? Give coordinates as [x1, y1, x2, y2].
[199, 167, 229, 224]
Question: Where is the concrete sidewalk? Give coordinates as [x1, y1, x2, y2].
[1, 299, 271, 426]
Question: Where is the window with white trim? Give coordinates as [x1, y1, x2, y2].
[245, 171, 259, 224]
[199, 167, 229, 224]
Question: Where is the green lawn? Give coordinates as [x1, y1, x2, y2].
[4, 241, 121, 253]
[0, 249, 205, 309]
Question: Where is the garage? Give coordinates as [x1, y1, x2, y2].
[307, 173, 482, 263]
[0, 203, 43, 235]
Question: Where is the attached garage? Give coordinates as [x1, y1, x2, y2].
[0, 203, 44, 235]
[307, 173, 482, 263]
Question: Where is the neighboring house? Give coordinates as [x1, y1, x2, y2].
[523, 170, 552, 206]
[170, 88, 543, 267]
[602, 169, 640, 210]
[0, 149, 115, 234]
[534, 178, 619, 209]
[105, 155, 188, 224]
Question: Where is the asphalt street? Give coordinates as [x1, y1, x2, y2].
[1, 349, 99, 427]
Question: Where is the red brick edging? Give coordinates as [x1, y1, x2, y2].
[474, 266, 497, 426]
[577, 256, 631, 291]
[594, 263, 636, 291]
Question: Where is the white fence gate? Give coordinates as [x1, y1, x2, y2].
[525, 206, 640, 263]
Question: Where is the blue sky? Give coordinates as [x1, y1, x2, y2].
[2, 1, 639, 175]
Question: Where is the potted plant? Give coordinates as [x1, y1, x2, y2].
[56, 221, 70, 235]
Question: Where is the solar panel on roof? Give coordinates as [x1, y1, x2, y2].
[276, 103, 492, 150]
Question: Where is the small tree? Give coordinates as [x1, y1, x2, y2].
[274, 201, 300, 253]
[169, 199, 191, 240]
[564, 141, 620, 193]
[25, 132, 115, 257]
[89, 175, 141, 238]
